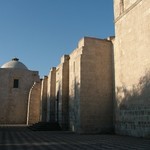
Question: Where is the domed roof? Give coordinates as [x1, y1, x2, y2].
[1, 58, 28, 70]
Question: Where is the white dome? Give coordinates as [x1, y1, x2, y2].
[1, 58, 28, 70]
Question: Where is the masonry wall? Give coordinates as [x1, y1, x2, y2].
[55, 55, 69, 129]
[69, 37, 114, 133]
[47, 67, 56, 122]
[27, 81, 41, 125]
[0, 69, 39, 124]
[114, 0, 150, 137]
[81, 37, 113, 133]
[41, 76, 48, 122]
[114, 0, 141, 19]
[69, 46, 82, 132]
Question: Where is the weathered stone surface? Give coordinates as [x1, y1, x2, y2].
[27, 81, 41, 125]
[0, 68, 39, 124]
[55, 55, 69, 130]
[40, 76, 48, 122]
[1, 0, 150, 138]
[114, 0, 150, 137]
[47, 67, 56, 122]
[69, 37, 114, 133]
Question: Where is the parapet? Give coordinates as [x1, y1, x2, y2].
[78, 36, 112, 48]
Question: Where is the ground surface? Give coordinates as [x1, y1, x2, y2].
[0, 126, 150, 150]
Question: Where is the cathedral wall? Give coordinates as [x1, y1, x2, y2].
[47, 67, 56, 122]
[55, 64, 62, 124]
[40, 76, 48, 122]
[69, 37, 114, 133]
[55, 55, 69, 129]
[0, 69, 39, 124]
[114, 0, 150, 137]
[114, 0, 141, 20]
[114, 0, 124, 19]
[80, 37, 114, 133]
[69, 46, 82, 132]
[124, 0, 140, 10]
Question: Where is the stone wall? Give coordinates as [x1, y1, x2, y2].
[114, 0, 150, 137]
[69, 37, 114, 133]
[0, 69, 39, 124]
[47, 67, 56, 122]
[69, 45, 82, 132]
[114, 0, 141, 20]
[27, 81, 41, 125]
[55, 55, 69, 129]
[40, 76, 48, 122]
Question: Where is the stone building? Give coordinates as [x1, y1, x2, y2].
[46, 0, 150, 137]
[47, 38, 114, 133]
[69, 37, 114, 133]
[0, 58, 40, 124]
[114, 0, 150, 137]
[55, 55, 70, 130]
[47, 67, 56, 123]
[0, 0, 150, 138]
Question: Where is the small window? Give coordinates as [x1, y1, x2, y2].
[13, 79, 19, 88]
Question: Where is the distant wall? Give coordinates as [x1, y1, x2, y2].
[55, 55, 69, 129]
[47, 67, 56, 122]
[41, 76, 48, 122]
[69, 44, 82, 132]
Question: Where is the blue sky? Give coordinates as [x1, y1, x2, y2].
[0, 0, 114, 77]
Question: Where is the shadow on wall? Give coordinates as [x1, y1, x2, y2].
[116, 70, 150, 105]
[115, 70, 150, 137]
[69, 78, 80, 133]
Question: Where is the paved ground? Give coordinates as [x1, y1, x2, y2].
[0, 126, 150, 150]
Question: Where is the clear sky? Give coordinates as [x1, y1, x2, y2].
[0, 0, 114, 77]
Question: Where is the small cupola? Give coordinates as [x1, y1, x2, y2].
[1, 58, 28, 70]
